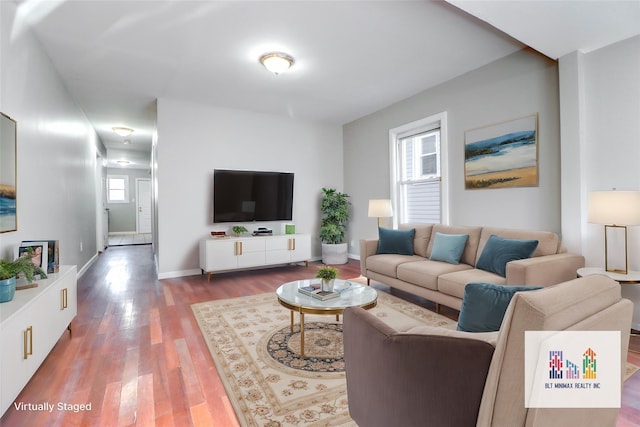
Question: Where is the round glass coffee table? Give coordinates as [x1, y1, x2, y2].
[276, 279, 377, 358]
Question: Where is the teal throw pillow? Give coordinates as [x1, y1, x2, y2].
[457, 282, 542, 332]
[429, 232, 469, 265]
[376, 227, 415, 255]
[476, 235, 538, 277]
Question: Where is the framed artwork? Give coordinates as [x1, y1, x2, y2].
[464, 114, 538, 190]
[0, 112, 17, 232]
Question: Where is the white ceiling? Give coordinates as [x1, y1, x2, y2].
[12, 1, 640, 169]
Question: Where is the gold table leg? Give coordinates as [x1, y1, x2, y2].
[290, 310, 294, 332]
[300, 312, 305, 359]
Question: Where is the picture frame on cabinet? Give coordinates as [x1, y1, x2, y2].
[22, 240, 59, 273]
[18, 241, 48, 274]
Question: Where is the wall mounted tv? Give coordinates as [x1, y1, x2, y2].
[213, 169, 294, 223]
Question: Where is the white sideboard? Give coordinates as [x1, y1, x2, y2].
[0, 265, 77, 416]
[199, 234, 311, 280]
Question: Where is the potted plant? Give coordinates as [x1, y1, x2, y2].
[0, 253, 47, 303]
[319, 187, 350, 264]
[316, 265, 338, 292]
[232, 225, 248, 237]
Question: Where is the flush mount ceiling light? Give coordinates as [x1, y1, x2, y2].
[116, 160, 131, 165]
[112, 126, 134, 137]
[259, 52, 294, 75]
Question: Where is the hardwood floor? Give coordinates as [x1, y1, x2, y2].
[1, 245, 638, 426]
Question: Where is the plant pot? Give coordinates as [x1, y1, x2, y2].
[321, 279, 335, 292]
[321, 243, 348, 265]
[0, 276, 17, 303]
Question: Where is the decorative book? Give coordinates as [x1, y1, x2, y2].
[298, 284, 339, 301]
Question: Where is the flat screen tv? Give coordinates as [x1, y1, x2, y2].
[213, 169, 294, 223]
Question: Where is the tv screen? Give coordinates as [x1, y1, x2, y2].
[213, 169, 294, 223]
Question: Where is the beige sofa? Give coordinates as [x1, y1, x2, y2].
[360, 223, 585, 311]
[344, 274, 633, 427]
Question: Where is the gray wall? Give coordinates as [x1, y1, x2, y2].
[106, 168, 151, 233]
[344, 48, 560, 257]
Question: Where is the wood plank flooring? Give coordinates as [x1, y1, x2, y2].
[1, 245, 638, 426]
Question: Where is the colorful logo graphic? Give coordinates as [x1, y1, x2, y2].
[548, 348, 597, 380]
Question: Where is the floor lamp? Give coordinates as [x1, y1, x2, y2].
[588, 190, 640, 274]
[368, 199, 393, 227]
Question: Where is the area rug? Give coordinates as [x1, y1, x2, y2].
[191, 290, 455, 427]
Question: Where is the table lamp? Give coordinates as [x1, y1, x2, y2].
[588, 190, 640, 274]
[368, 199, 393, 227]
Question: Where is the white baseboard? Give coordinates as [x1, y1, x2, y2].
[158, 268, 202, 280]
[78, 253, 99, 278]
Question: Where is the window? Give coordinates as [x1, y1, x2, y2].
[107, 175, 129, 203]
[390, 112, 448, 225]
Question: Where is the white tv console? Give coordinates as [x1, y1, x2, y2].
[0, 266, 77, 416]
[199, 234, 311, 280]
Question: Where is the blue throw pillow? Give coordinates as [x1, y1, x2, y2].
[457, 282, 542, 332]
[429, 232, 469, 265]
[476, 235, 538, 277]
[376, 227, 415, 255]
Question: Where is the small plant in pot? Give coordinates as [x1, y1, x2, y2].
[232, 225, 248, 237]
[0, 252, 48, 303]
[316, 265, 338, 292]
[319, 187, 350, 265]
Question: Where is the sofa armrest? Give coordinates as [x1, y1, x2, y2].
[359, 239, 379, 276]
[506, 253, 585, 287]
[343, 307, 495, 427]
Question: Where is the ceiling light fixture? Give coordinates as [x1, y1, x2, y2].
[112, 126, 134, 137]
[259, 52, 294, 75]
[116, 160, 131, 165]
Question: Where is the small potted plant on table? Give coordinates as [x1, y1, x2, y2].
[316, 265, 338, 292]
[0, 253, 48, 303]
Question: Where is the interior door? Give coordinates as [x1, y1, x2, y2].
[136, 178, 152, 234]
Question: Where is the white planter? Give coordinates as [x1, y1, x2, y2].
[321, 243, 348, 265]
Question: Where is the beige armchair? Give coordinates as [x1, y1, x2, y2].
[344, 275, 633, 427]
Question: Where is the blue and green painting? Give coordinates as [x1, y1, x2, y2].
[465, 115, 538, 189]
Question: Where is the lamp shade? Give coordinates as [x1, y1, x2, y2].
[588, 191, 640, 225]
[368, 199, 393, 218]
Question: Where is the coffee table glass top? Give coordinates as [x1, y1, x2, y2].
[276, 279, 377, 312]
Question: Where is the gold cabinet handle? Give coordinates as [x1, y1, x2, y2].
[234, 241, 243, 256]
[288, 238, 296, 251]
[24, 326, 33, 359]
[61, 288, 68, 309]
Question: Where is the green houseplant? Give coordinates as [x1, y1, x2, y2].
[319, 187, 350, 264]
[316, 265, 338, 292]
[0, 254, 47, 303]
[232, 225, 248, 237]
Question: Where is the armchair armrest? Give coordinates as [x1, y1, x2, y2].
[343, 307, 495, 427]
[506, 253, 585, 287]
[359, 239, 379, 276]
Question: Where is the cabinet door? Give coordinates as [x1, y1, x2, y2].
[289, 235, 312, 262]
[206, 240, 239, 271]
[0, 311, 30, 415]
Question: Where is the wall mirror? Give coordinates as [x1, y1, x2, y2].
[0, 112, 17, 233]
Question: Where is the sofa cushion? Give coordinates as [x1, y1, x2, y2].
[365, 254, 425, 278]
[428, 225, 482, 266]
[457, 283, 542, 333]
[476, 235, 538, 277]
[400, 223, 433, 258]
[397, 260, 472, 291]
[438, 268, 506, 299]
[477, 227, 559, 258]
[377, 227, 415, 255]
[429, 232, 469, 264]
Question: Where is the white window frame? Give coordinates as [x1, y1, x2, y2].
[389, 112, 449, 227]
[107, 175, 129, 204]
